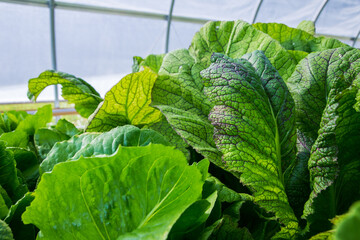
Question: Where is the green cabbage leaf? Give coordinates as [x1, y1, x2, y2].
[40, 125, 169, 174]
[201, 51, 298, 238]
[23, 144, 206, 240]
[86, 68, 162, 132]
[27, 71, 103, 118]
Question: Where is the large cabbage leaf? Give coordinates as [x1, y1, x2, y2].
[201, 51, 298, 238]
[253, 22, 347, 53]
[189, 20, 298, 81]
[28, 71, 103, 118]
[285, 48, 360, 221]
[152, 49, 222, 165]
[287, 47, 360, 235]
[23, 144, 206, 240]
[86, 67, 162, 132]
[40, 125, 169, 173]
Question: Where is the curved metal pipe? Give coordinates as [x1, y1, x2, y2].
[165, 0, 175, 53]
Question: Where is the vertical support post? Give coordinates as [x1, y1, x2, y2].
[252, 0, 263, 24]
[165, 0, 175, 53]
[49, 0, 59, 108]
[313, 0, 329, 24]
[352, 30, 360, 47]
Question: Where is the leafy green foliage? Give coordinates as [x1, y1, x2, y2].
[296, 20, 315, 35]
[189, 20, 298, 81]
[207, 216, 253, 240]
[151, 49, 222, 166]
[201, 52, 298, 238]
[0, 219, 14, 240]
[0, 111, 27, 134]
[34, 119, 80, 159]
[23, 144, 206, 240]
[253, 22, 347, 53]
[0, 106, 80, 239]
[132, 53, 165, 73]
[4, 193, 36, 240]
[0, 141, 28, 203]
[1, 19, 357, 240]
[86, 68, 162, 131]
[28, 70, 103, 118]
[334, 201, 360, 240]
[40, 125, 169, 174]
[310, 201, 360, 240]
[287, 48, 360, 235]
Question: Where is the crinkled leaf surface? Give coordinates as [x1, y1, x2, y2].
[86, 68, 162, 132]
[0, 141, 28, 203]
[23, 144, 205, 240]
[287, 47, 360, 234]
[285, 49, 360, 223]
[152, 49, 222, 165]
[27, 71, 102, 118]
[147, 119, 189, 158]
[283, 130, 311, 219]
[253, 22, 347, 53]
[40, 125, 168, 173]
[189, 20, 298, 81]
[287, 47, 358, 144]
[154, 106, 222, 165]
[304, 85, 360, 234]
[201, 52, 298, 238]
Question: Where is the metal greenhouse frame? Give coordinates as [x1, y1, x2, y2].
[0, 0, 359, 108]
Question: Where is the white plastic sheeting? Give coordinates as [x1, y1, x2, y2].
[0, 0, 359, 103]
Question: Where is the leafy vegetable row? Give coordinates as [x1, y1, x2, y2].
[1, 20, 359, 239]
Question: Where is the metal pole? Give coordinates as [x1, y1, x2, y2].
[252, 0, 263, 23]
[49, 0, 59, 108]
[352, 30, 360, 47]
[313, 0, 329, 24]
[165, 0, 175, 53]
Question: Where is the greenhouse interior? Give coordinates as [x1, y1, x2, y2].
[1, 0, 360, 239]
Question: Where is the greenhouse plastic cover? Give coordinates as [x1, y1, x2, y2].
[0, 0, 359, 103]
